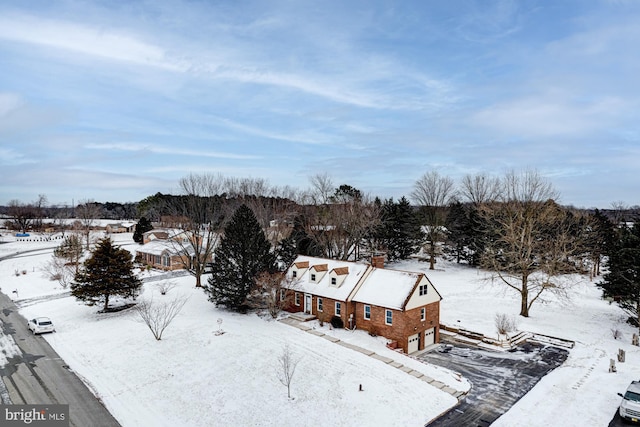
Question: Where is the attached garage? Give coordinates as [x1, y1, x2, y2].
[408, 333, 420, 354]
[424, 328, 435, 346]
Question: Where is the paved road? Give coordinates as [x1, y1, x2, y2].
[0, 291, 122, 427]
[421, 341, 569, 427]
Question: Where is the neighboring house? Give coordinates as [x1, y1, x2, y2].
[282, 255, 442, 354]
[136, 228, 212, 271]
[105, 221, 136, 234]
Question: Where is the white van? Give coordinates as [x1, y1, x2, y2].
[619, 381, 640, 423]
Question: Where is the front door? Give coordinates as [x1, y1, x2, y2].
[304, 294, 312, 314]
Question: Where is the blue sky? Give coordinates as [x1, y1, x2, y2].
[1, 0, 639, 208]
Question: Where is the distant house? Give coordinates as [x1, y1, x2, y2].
[105, 222, 136, 234]
[282, 255, 442, 354]
[136, 228, 212, 271]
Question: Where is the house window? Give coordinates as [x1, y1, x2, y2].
[317, 298, 323, 312]
[280, 289, 286, 301]
[421, 307, 426, 321]
[331, 277, 337, 285]
[419, 284, 428, 296]
[364, 305, 371, 320]
[295, 293, 300, 306]
[292, 271, 297, 278]
[162, 253, 170, 267]
[335, 302, 341, 316]
[385, 309, 393, 325]
[311, 273, 316, 282]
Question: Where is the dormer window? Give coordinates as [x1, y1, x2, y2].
[331, 277, 337, 285]
[311, 273, 316, 282]
[292, 271, 297, 278]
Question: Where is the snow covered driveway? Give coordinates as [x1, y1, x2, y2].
[421, 342, 569, 426]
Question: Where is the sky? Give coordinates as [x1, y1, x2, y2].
[1, 0, 639, 209]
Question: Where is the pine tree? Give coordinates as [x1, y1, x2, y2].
[599, 222, 640, 327]
[71, 237, 142, 312]
[275, 234, 298, 269]
[444, 201, 470, 263]
[206, 205, 276, 311]
[133, 216, 154, 244]
[379, 197, 422, 261]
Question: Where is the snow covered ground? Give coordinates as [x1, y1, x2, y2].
[0, 231, 636, 426]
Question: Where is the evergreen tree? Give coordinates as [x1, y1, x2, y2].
[599, 222, 640, 327]
[444, 201, 471, 263]
[290, 215, 321, 257]
[378, 197, 422, 261]
[133, 216, 154, 244]
[71, 237, 142, 312]
[587, 209, 616, 278]
[206, 205, 276, 311]
[275, 234, 298, 269]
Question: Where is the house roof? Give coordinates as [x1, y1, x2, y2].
[286, 255, 441, 311]
[136, 240, 195, 256]
[286, 256, 369, 302]
[351, 268, 424, 310]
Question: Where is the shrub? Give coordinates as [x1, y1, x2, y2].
[330, 316, 344, 329]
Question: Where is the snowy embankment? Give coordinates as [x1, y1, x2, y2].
[0, 233, 458, 427]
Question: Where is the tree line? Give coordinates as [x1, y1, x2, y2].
[10, 170, 640, 324]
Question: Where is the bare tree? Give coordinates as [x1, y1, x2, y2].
[460, 173, 501, 206]
[7, 199, 35, 233]
[42, 256, 75, 288]
[168, 173, 226, 287]
[76, 200, 102, 250]
[411, 171, 456, 269]
[494, 313, 517, 340]
[303, 189, 380, 261]
[135, 296, 189, 340]
[308, 173, 334, 205]
[251, 272, 300, 318]
[53, 234, 84, 274]
[480, 169, 587, 317]
[155, 280, 178, 295]
[276, 344, 301, 399]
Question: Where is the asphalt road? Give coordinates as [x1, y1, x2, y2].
[421, 341, 569, 427]
[0, 291, 122, 427]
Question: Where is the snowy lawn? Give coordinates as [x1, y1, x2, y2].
[2, 232, 637, 426]
[1, 234, 457, 427]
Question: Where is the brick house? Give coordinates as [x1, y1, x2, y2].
[136, 229, 212, 271]
[282, 255, 442, 354]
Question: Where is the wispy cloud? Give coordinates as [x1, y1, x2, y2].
[85, 143, 259, 160]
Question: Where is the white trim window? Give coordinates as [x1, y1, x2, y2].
[421, 307, 426, 321]
[364, 305, 371, 320]
[280, 289, 286, 301]
[311, 273, 316, 282]
[317, 297, 323, 312]
[419, 284, 428, 296]
[385, 309, 393, 325]
[335, 301, 341, 316]
[292, 270, 297, 278]
[295, 293, 300, 306]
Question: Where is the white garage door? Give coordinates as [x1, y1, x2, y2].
[424, 328, 435, 346]
[408, 333, 420, 353]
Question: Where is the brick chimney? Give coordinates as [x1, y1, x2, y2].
[371, 255, 385, 269]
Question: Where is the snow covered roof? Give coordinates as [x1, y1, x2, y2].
[136, 240, 194, 256]
[351, 268, 423, 310]
[285, 256, 370, 301]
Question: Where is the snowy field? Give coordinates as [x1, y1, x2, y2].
[0, 230, 637, 426]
